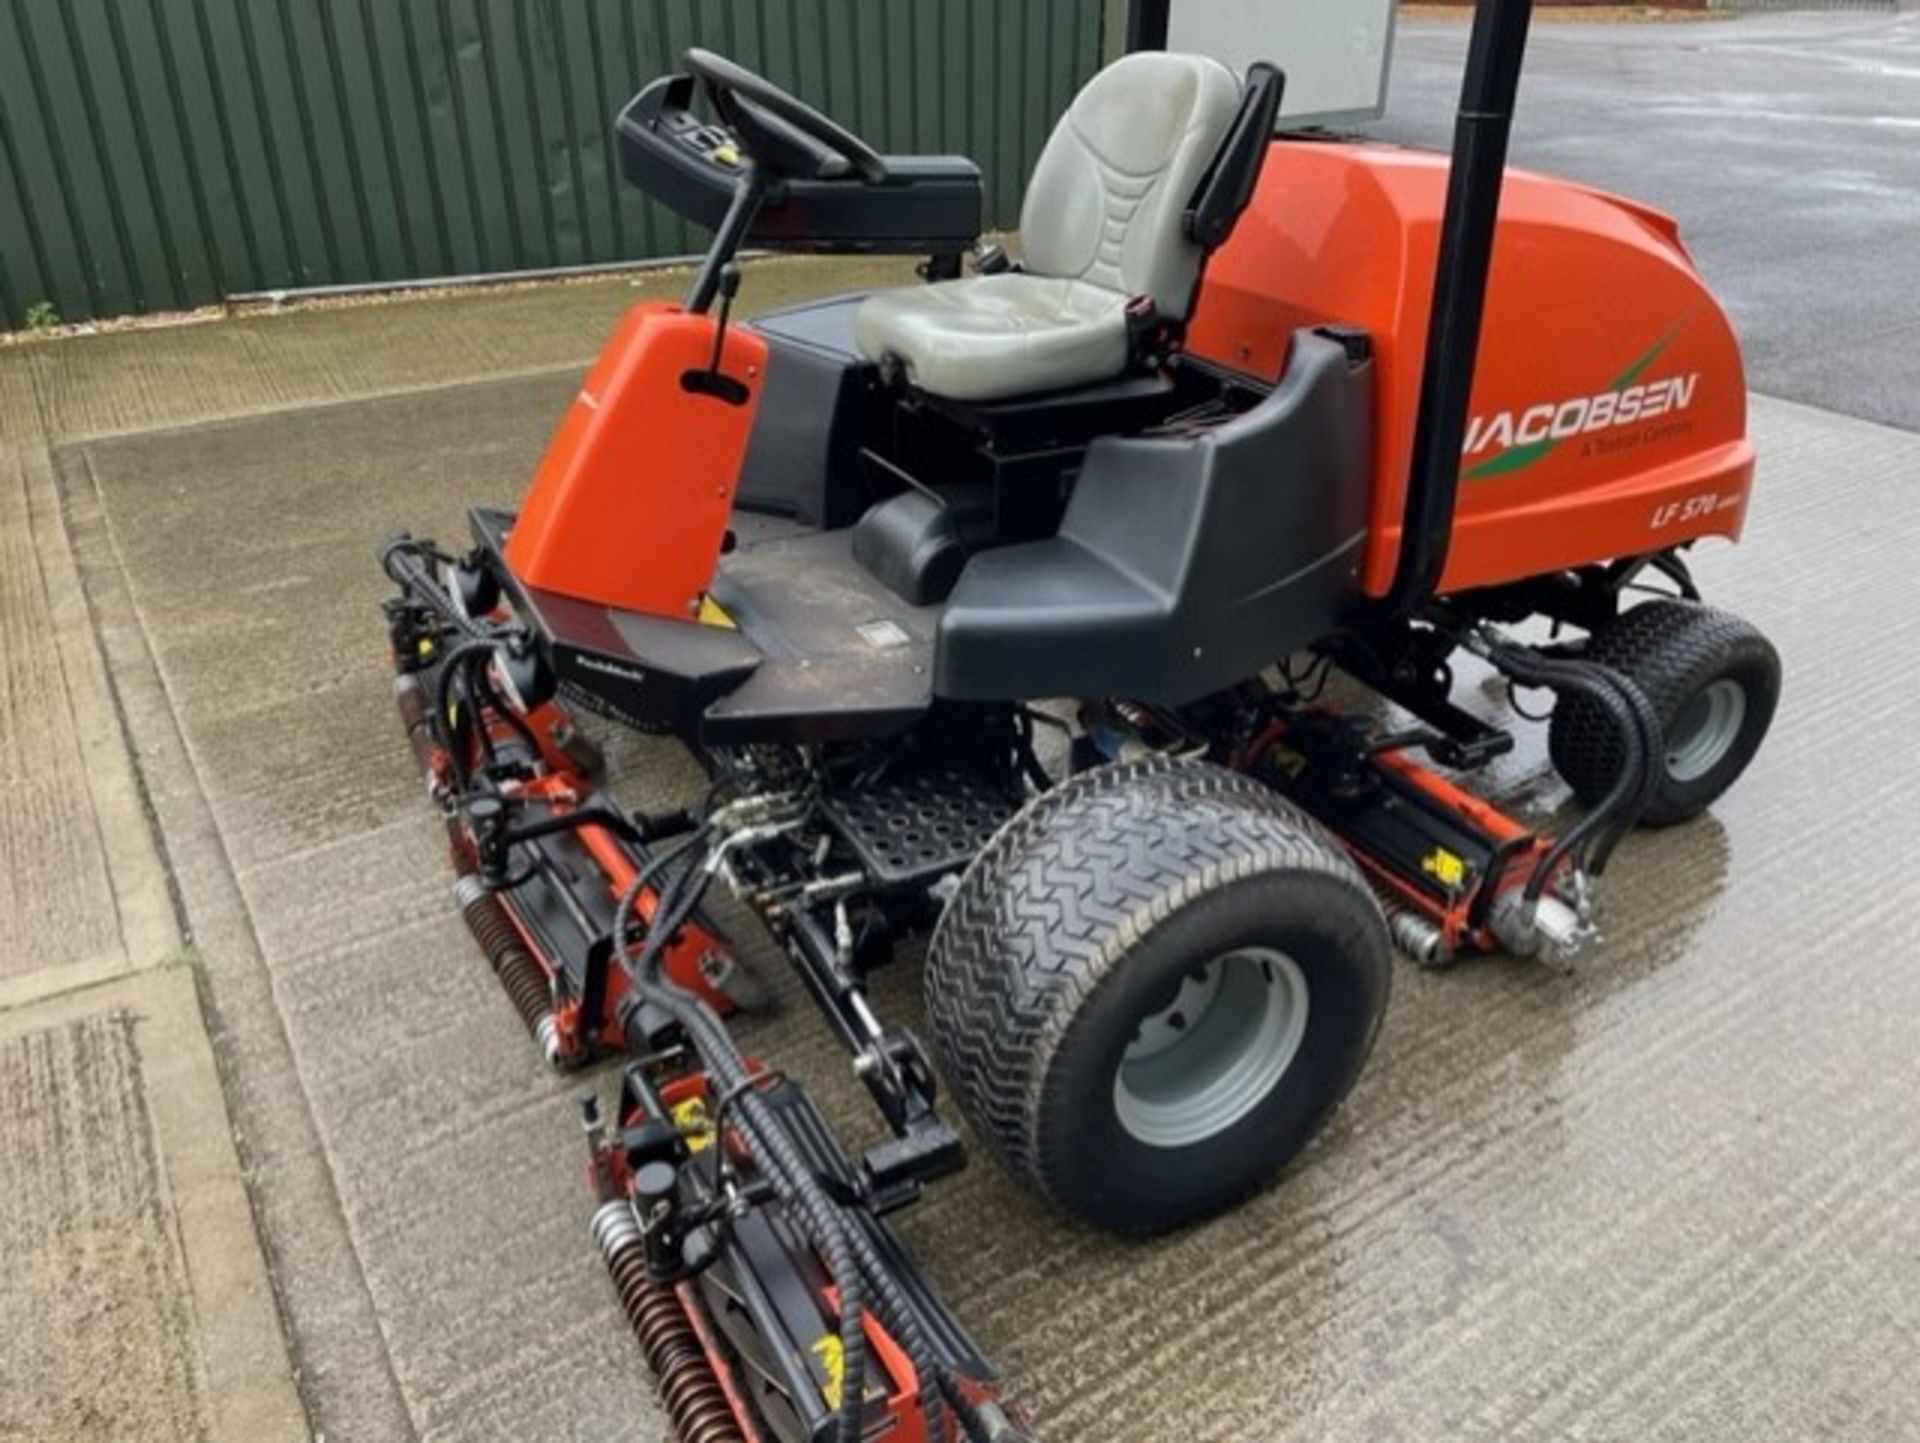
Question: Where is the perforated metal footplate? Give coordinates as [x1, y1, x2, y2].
[822, 768, 1021, 887]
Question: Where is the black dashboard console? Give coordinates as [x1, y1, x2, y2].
[615, 75, 983, 257]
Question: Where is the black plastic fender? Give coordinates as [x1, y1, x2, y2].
[933, 328, 1372, 704]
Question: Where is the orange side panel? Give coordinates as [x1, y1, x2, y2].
[1186, 142, 1754, 597]
[504, 302, 767, 619]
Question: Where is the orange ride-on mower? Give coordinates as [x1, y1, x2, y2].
[378, 4, 1780, 1440]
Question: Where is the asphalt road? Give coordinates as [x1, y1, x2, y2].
[1369, 10, 1920, 431]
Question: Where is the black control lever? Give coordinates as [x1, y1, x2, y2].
[707, 264, 741, 368]
[681, 262, 751, 405]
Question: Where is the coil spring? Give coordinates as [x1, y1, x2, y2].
[392, 674, 442, 779]
[452, 875, 560, 1060]
[592, 1202, 744, 1443]
[405, 716, 439, 778]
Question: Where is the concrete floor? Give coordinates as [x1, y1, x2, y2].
[3, 15, 1919, 1443]
[8, 266, 1916, 1443]
[1, 1003, 206, 1443]
[0, 970, 304, 1443]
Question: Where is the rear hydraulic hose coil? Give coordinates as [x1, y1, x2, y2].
[452, 874, 563, 1066]
[592, 1201, 744, 1443]
[1473, 633, 1662, 895]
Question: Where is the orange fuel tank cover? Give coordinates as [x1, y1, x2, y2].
[503, 302, 767, 620]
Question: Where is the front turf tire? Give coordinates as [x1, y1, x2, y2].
[1549, 599, 1781, 828]
[924, 758, 1391, 1234]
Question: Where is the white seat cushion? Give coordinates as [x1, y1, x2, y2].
[853, 273, 1130, 403]
[852, 51, 1239, 404]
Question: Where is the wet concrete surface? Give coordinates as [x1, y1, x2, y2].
[1373, 10, 1920, 431]
[54, 333, 1920, 1442]
[61, 376, 652, 1443]
[0, 970, 304, 1443]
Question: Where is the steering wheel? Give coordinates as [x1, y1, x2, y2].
[682, 48, 888, 185]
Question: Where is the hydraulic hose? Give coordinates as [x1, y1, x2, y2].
[386, 535, 893, 1432]
[379, 536, 488, 643]
[619, 840, 990, 1443]
[384, 540, 997, 1438]
[1520, 667, 1636, 896]
[617, 851, 875, 1443]
[385, 538, 547, 789]
[674, 949, 981, 1443]
[1574, 658, 1665, 876]
[1476, 635, 1660, 898]
[431, 640, 496, 794]
[845, 1216, 992, 1443]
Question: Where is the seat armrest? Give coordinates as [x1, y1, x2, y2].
[874, 154, 984, 188]
[1185, 63, 1286, 250]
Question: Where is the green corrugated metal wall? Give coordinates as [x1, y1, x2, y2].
[0, 0, 1104, 329]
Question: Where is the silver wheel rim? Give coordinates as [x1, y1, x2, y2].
[1666, 678, 1746, 783]
[1112, 948, 1310, 1149]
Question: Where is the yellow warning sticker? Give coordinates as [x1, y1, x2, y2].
[1421, 847, 1467, 890]
[670, 1096, 713, 1154]
[697, 595, 736, 629]
[811, 1333, 846, 1409]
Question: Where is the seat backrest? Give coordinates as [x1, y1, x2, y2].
[1019, 52, 1242, 320]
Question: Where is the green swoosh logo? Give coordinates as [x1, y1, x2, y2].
[1463, 321, 1685, 482]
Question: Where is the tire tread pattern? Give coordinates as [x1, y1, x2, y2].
[1549, 599, 1780, 826]
[924, 757, 1386, 1215]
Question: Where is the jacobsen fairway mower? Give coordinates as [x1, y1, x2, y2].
[377, 2, 1779, 1438]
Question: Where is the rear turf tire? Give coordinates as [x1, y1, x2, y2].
[924, 758, 1391, 1234]
[1549, 599, 1781, 829]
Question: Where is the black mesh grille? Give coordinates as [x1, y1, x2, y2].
[822, 769, 1019, 886]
